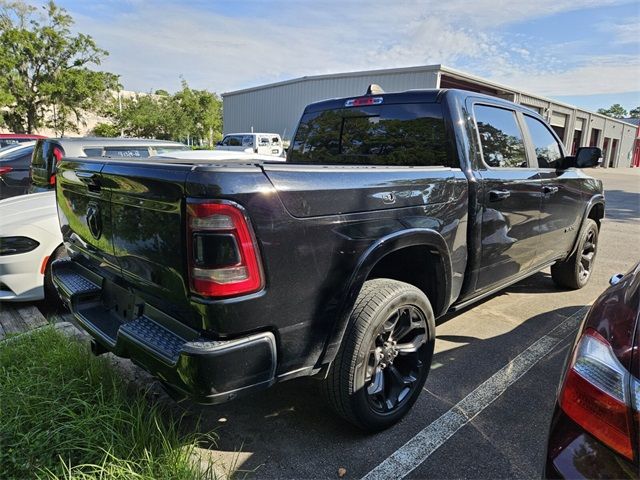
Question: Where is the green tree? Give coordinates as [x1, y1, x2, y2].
[597, 103, 628, 119]
[170, 80, 222, 146]
[107, 81, 223, 145]
[629, 106, 640, 119]
[92, 122, 119, 137]
[114, 93, 172, 139]
[0, 1, 118, 134]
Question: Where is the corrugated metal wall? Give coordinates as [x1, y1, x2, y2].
[223, 69, 439, 139]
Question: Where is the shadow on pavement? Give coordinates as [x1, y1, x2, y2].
[602, 189, 640, 223]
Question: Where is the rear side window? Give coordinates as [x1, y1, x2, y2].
[103, 147, 150, 158]
[523, 115, 563, 168]
[31, 141, 47, 169]
[474, 105, 527, 168]
[289, 103, 454, 167]
[153, 146, 188, 154]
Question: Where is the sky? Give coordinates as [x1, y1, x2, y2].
[56, 0, 640, 113]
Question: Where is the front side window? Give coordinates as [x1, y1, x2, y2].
[289, 103, 454, 167]
[523, 115, 563, 168]
[223, 136, 242, 147]
[474, 105, 527, 168]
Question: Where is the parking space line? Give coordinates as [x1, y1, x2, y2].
[362, 305, 590, 480]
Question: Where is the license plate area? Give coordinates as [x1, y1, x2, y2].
[102, 280, 144, 322]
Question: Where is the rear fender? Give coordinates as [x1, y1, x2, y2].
[317, 228, 452, 367]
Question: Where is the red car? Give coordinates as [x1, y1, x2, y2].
[545, 262, 640, 478]
[0, 133, 46, 148]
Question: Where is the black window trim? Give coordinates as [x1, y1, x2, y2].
[471, 101, 533, 171]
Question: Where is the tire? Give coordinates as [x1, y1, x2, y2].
[43, 245, 68, 308]
[321, 279, 436, 431]
[551, 219, 599, 290]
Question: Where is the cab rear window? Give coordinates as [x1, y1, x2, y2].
[289, 103, 455, 167]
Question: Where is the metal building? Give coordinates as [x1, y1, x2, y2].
[223, 64, 637, 168]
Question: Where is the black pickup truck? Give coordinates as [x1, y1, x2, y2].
[53, 88, 604, 430]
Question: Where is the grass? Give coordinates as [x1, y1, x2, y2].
[0, 327, 218, 479]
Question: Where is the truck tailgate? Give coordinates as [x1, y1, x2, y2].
[57, 158, 196, 327]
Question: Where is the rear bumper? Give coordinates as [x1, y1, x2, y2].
[52, 259, 277, 404]
[0, 248, 46, 302]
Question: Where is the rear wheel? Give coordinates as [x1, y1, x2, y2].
[551, 219, 599, 289]
[322, 279, 435, 431]
[43, 245, 68, 308]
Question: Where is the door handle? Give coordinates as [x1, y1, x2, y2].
[489, 189, 511, 202]
[542, 185, 559, 195]
[76, 171, 97, 181]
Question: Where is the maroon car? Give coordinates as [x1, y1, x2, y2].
[0, 133, 46, 148]
[545, 262, 640, 478]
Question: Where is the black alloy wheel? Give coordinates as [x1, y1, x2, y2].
[578, 228, 597, 283]
[551, 218, 599, 290]
[321, 279, 435, 431]
[364, 305, 427, 414]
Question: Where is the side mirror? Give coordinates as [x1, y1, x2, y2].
[575, 147, 602, 168]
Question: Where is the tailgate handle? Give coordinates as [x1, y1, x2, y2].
[76, 171, 101, 192]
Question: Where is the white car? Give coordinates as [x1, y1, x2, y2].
[0, 191, 63, 302]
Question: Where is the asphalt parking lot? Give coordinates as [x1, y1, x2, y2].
[168, 168, 639, 479]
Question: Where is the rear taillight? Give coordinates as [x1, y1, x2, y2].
[559, 328, 639, 460]
[49, 146, 64, 185]
[0, 166, 12, 175]
[187, 200, 263, 298]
